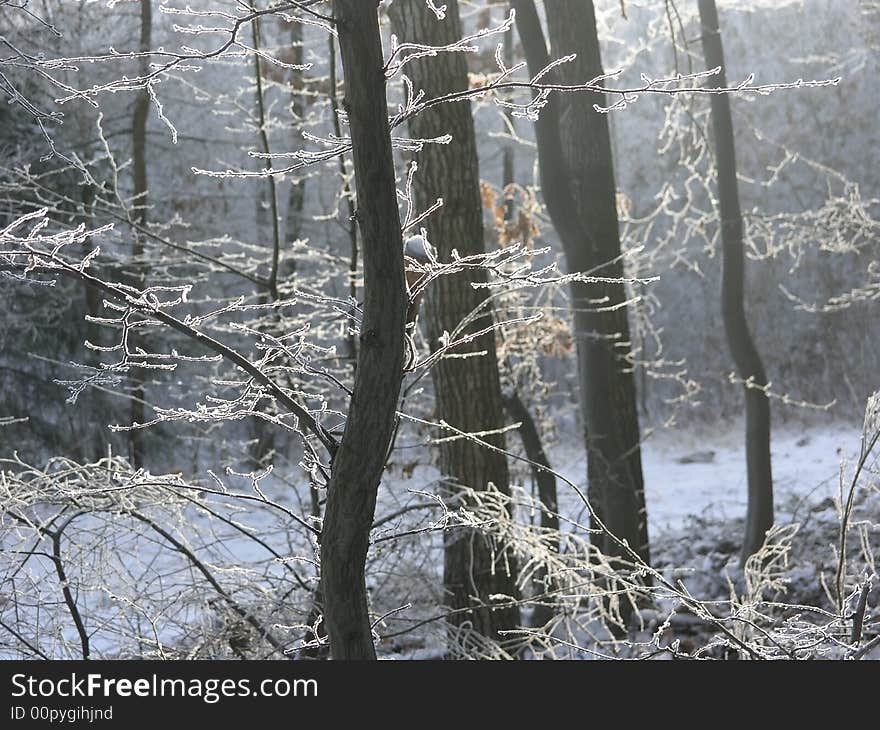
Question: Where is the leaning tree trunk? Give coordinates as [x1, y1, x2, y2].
[496, 19, 559, 626]
[129, 0, 151, 469]
[512, 0, 649, 569]
[321, 0, 408, 660]
[389, 0, 521, 644]
[502, 391, 559, 628]
[698, 0, 773, 563]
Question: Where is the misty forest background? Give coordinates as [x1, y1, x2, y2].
[0, 0, 878, 660]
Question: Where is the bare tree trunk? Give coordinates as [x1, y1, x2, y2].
[321, 0, 407, 661]
[389, 0, 521, 645]
[129, 0, 151, 469]
[251, 17, 309, 468]
[502, 391, 558, 627]
[698, 0, 773, 563]
[544, 0, 649, 564]
[77, 181, 108, 462]
[248, 11, 285, 467]
[285, 20, 307, 253]
[512, 0, 649, 569]
[496, 24, 557, 625]
[502, 19, 516, 222]
[299, 482, 329, 659]
[327, 24, 360, 371]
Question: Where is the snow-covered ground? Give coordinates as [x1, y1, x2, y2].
[546, 421, 860, 535]
[378, 419, 876, 659]
[2, 419, 869, 659]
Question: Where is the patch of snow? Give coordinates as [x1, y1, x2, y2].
[548, 421, 860, 534]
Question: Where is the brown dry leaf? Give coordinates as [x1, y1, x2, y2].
[540, 317, 575, 357]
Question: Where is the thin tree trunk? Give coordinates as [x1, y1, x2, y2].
[698, 0, 773, 563]
[299, 482, 329, 659]
[389, 0, 521, 645]
[129, 0, 151, 470]
[251, 17, 309, 468]
[326, 26, 360, 371]
[502, 391, 558, 628]
[502, 393, 558, 537]
[252, 19, 281, 303]
[321, 0, 407, 660]
[248, 10, 285, 467]
[502, 19, 516, 222]
[496, 32, 557, 625]
[512, 0, 649, 569]
[327, 27, 359, 371]
[78, 181, 107, 462]
[285, 20, 306, 254]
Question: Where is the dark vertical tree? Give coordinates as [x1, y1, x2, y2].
[285, 20, 306, 254]
[129, 0, 151, 469]
[79, 180, 109, 462]
[698, 0, 773, 562]
[321, 0, 408, 660]
[512, 0, 649, 570]
[326, 23, 360, 369]
[249, 12, 283, 467]
[501, 17, 516, 222]
[497, 11, 558, 626]
[502, 392, 559, 627]
[389, 0, 521, 644]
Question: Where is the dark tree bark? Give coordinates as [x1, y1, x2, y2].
[698, 0, 773, 563]
[512, 0, 649, 567]
[285, 26, 307, 255]
[249, 13, 283, 467]
[502, 20, 516, 222]
[251, 16, 281, 302]
[502, 393, 558, 538]
[129, 0, 151, 469]
[321, 0, 407, 660]
[496, 32, 558, 625]
[389, 0, 521, 644]
[502, 391, 558, 627]
[78, 181, 108, 462]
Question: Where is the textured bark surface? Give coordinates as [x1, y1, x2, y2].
[321, 0, 407, 660]
[389, 0, 521, 642]
[128, 0, 151, 469]
[698, 0, 773, 562]
[513, 0, 649, 566]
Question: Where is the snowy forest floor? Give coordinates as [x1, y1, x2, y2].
[4, 420, 875, 660]
[615, 422, 850, 534]
[380, 419, 880, 659]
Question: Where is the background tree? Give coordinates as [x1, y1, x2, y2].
[698, 0, 773, 562]
[389, 0, 521, 646]
[320, 0, 408, 660]
[512, 0, 650, 577]
[128, 0, 152, 469]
